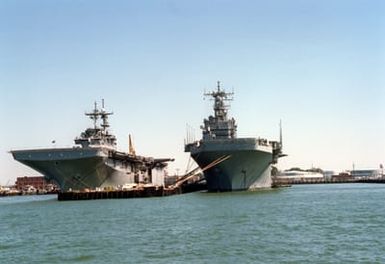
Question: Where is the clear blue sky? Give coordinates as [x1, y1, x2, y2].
[1, 0, 384, 185]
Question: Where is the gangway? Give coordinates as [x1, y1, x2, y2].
[171, 155, 231, 188]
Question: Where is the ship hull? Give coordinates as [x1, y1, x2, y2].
[11, 148, 136, 191]
[191, 150, 272, 191]
[187, 138, 274, 191]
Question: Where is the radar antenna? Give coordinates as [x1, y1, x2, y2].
[204, 81, 234, 121]
[85, 101, 100, 129]
[85, 99, 113, 132]
[100, 102, 113, 131]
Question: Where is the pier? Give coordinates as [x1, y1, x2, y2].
[57, 182, 208, 201]
[58, 186, 181, 201]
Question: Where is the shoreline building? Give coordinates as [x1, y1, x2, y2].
[350, 169, 382, 179]
[15, 176, 58, 191]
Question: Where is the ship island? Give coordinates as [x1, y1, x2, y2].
[11, 101, 174, 191]
[185, 82, 284, 191]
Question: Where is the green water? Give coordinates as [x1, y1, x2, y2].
[1, 184, 385, 263]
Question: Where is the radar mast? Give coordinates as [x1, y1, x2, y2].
[202, 81, 237, 139]
[77, 99, 116, 148]
[85, 102, 100, 129]
[204, 81, 234, 122]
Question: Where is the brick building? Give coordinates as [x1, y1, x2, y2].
[15, 176, 58, 191]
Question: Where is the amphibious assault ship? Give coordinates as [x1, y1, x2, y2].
[11, 101, 173, 191]
[185, 82, 284, 191]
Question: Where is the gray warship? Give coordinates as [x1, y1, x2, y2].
[11, 101, 173, 191]
[185, 82, 284, 191]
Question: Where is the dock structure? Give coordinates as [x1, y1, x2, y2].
[57, 182, 209, 201]
[58, 186, 182, 201]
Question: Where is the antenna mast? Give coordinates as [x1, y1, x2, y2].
[204, 81, 234, 121]
[100, 99, 113, 132]
[85, 101, 100, 129]
[85, 99, 113, 133]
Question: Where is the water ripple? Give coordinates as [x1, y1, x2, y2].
[1, 184, 385, 263]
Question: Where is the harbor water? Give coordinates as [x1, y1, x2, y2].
[1, 184, 385, 263]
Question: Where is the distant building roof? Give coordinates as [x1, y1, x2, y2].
[351, 169, 380, 177]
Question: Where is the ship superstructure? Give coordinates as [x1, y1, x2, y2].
[11, 101, 173, 191]
[185, 82, 283, 191]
